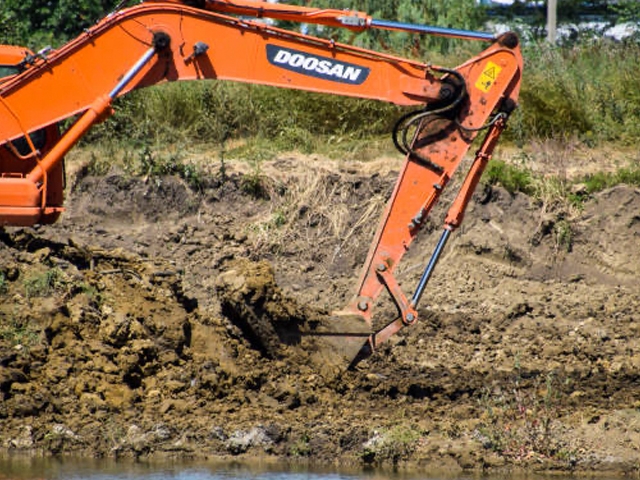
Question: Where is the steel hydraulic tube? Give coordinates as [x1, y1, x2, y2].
[369, 19, 496, 42]
[27, 47, 157, 185]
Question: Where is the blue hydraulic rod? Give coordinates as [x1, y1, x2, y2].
[370, 19, 496, 42]
[108, 47, 157, 99]
[410, 228, 452, 307]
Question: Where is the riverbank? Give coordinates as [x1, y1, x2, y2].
[1, 150, 640, 475]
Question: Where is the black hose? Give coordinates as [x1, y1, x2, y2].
[391, 67, 467, 167]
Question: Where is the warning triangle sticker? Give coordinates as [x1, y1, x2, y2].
[484, 66, 496, 79]
[475, 61, 502, 93]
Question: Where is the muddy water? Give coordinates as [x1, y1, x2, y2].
[0, 456, 627, 480]
[0, 458, 448, 480]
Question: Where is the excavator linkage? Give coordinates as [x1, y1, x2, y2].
[0, 0, 523, 374]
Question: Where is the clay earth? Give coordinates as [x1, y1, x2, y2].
[1, 150, 639, 475]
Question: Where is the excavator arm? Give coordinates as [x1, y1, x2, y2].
[0, 0, 522, 369]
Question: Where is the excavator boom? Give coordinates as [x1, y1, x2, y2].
[0, 0, 523, 372]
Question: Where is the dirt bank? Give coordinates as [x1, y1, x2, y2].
[1, 153, 640, 475]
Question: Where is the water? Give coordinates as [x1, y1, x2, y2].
[0, 458, 452, 480]
[0, 458, 626, 480]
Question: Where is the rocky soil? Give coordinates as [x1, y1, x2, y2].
[1, 151, 640, 475]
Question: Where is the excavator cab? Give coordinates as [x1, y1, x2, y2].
[0, 45, 65, 226]
[0, 46, 25, 81]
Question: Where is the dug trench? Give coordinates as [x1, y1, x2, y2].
[1, 154, 640, 474]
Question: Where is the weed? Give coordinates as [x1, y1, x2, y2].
[23, 268, 63, 300]
[0, 271, 7, 295]
[123, 145, 204, 190]
[240, 167, 270, 199]
[0, 314, 40, 351]
[580, 163, 640, 194]
[177, 163, 203, 191]
[217, 146, 228, 183]
[77, 281, 103, 309]
[361, 424, 423, 466]
[554, 219, 574, 253]
[271, 209, 287, 228]
[289, 432, 311, 457]
[617, 165, 640, 187]
[86, 150, 112, 176]
[475, 365, 566, 462]
[43, 424, 82, 455]
[483, 159, 533, 195]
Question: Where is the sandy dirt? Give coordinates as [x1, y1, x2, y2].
[1, 151, 640, 475]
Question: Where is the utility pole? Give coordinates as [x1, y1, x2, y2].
[547, 0, 557, 44]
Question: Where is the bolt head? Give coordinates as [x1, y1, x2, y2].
[357, 301, 368, 312]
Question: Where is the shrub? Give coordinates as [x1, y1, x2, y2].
[509, 41, 640, 146]
[483, 159, 533, 195]
[578, 164, 640, 194]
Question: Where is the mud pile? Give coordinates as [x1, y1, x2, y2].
[1, 157, 640, 474]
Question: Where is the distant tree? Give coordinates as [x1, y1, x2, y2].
[0, 0, 120, 47]
[611, 0, 640, 24]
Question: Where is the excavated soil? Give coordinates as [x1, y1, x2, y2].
[1, 152, 640, 475]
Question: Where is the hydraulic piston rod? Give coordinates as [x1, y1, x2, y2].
[411, 228, 452, 307]
[370, 19, 496, 42]
[199, 0, 497, 41]
[27, 43, 161, 185]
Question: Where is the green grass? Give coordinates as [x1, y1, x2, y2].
[507, 41, 640, 146]
[361, 424, 423, 465]
[579, 164, 640, 194]
[483, 159, 534, 195]
[23, 268, 63, 300]
[0, 315, 40, 350]
[484, 154, 640, 199]
[87, 82, 403, 151]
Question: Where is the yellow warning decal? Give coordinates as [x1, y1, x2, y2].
[475, 61, 502, 93]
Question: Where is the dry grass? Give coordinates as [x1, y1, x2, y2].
[248, 165, 387, 259]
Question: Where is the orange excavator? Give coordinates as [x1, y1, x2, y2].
[0, 0, 522, 370]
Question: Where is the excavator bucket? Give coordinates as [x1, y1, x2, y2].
[215, 259, 371, 378]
